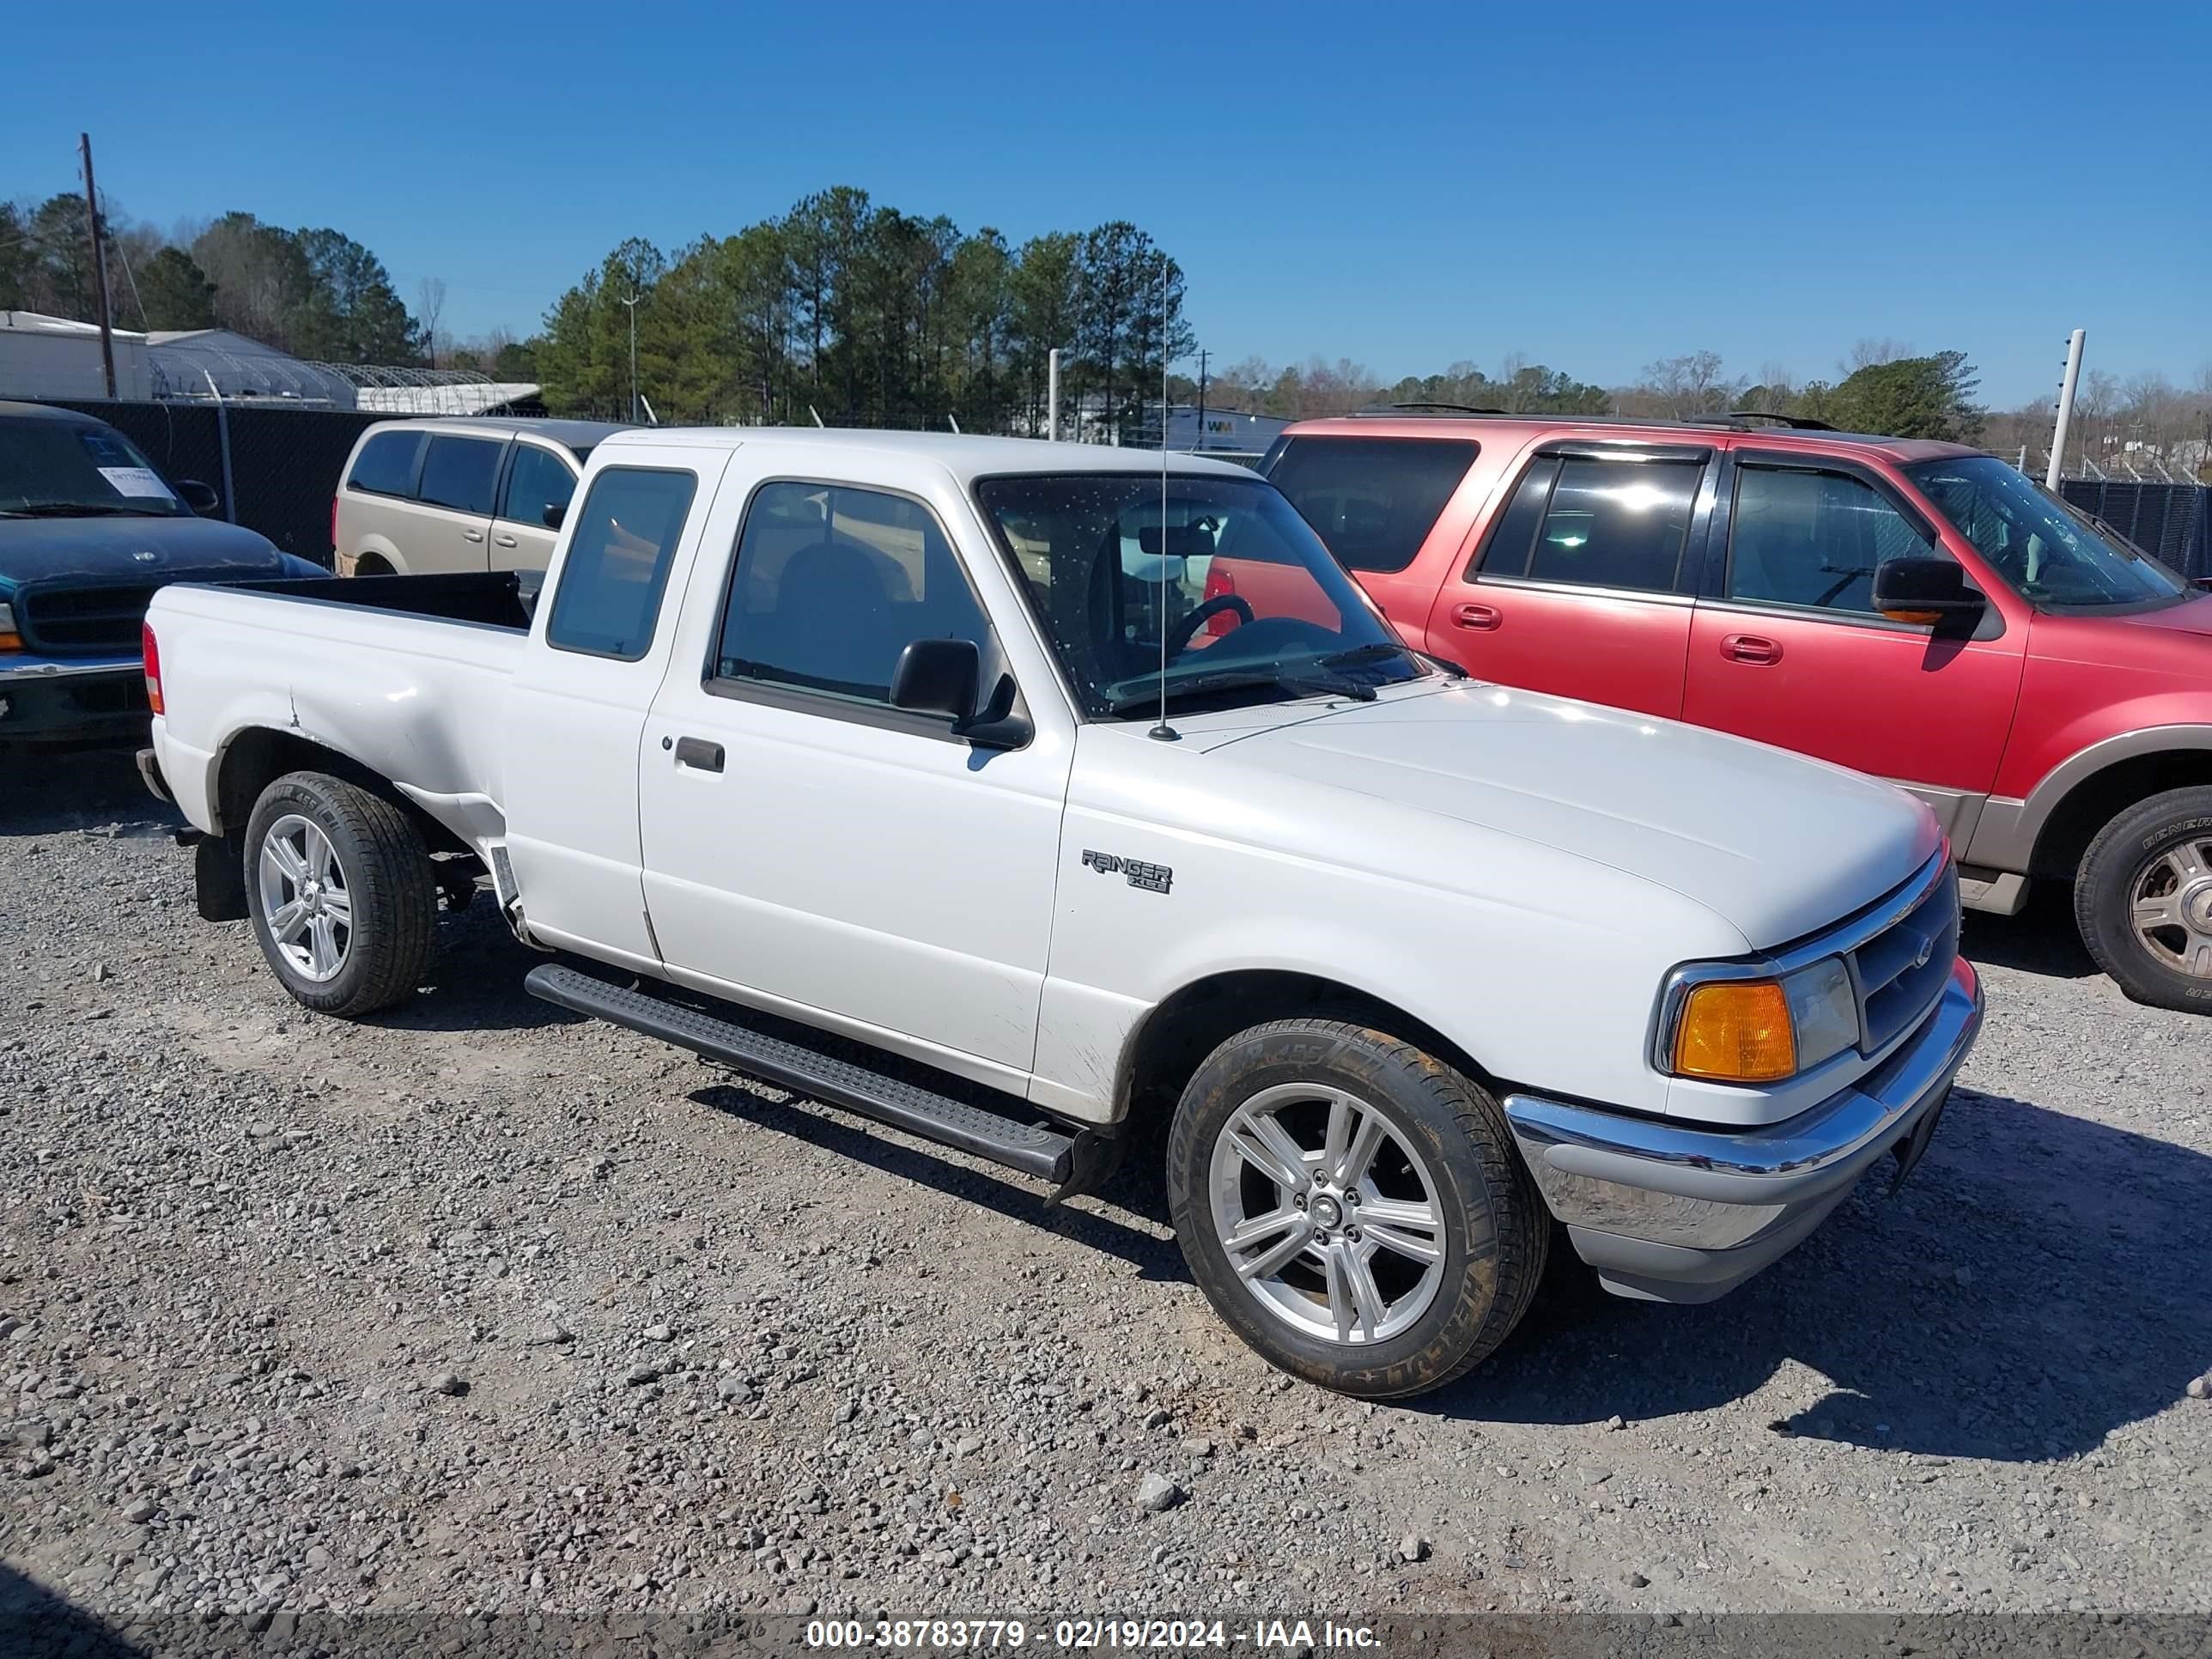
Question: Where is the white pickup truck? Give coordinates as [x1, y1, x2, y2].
[141, 428, 1980, 1398]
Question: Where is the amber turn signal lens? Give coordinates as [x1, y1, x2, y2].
[1673, 980, 1796, 1082]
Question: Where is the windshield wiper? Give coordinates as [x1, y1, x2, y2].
[1317, 639, 1467, 679]
[1, 501, 162, 518]
[1104, 666, 1377, 716]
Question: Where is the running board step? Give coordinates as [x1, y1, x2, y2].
[525, 964, 1075, 1183]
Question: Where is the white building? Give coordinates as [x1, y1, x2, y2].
[0, 310, 154, 400]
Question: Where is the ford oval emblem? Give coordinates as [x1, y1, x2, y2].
[1912, 934, 1936, 970]
[132, 549, 160, 564]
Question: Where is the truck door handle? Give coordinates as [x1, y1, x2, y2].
[493, 532, 518, 548]
[1452, 602, 1502, 631]
[673, 737, 725, 773]
[1721, 633, 1783, 665]
[464, 529, 485, 544]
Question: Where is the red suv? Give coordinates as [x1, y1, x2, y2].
[1218, 410, 2212, 1011]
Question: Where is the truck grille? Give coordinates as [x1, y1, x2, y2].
[17, 579, 175, 655]
[1850, 860, 1960, 1054]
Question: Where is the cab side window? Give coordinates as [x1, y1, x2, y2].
[544, 467, 698, 660]
[714, 481, 993, 710]
[1727, 465, 1936, 617]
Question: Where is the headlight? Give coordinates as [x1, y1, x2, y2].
[1667, 956, 1857, 1084]
[0, 600, 19, 652]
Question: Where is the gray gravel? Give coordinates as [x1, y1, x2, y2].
[2, 749, 2208, 1628]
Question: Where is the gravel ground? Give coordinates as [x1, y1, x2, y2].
[3, 749, 2208, 1638]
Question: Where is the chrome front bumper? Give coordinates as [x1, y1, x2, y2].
[1504, 957, 1982, 1304]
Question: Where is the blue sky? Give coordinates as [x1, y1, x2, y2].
[5, 0, 2205, 406]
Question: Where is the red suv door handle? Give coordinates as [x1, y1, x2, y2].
[1453, 602, 1502, 632]
[1721, 633, 1783, 665]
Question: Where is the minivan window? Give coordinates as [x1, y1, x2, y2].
[347, 429, 424, 499]
[544, 467, 698, 660]
[714, 482, 993, 708]
[1485, 456, 1700, 593]
[1266, 436, 1479, 574]
[501, 444, 577, 528]
[418, 435, 503, 516]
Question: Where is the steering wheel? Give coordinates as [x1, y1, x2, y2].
[1165, 593, 1255, 659]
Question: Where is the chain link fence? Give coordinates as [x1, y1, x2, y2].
[2060, 478, 2210, 580]
[38, 398, 381, 565]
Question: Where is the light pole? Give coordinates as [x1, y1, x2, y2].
[619, 289, 643, 424]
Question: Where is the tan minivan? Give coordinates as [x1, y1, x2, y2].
[332, 418, 628, 576]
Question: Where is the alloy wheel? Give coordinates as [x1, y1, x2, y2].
[2129, 836, 2212, 979]
[257, 814, 353, 982]
[1207, 1082, 1448, 1346]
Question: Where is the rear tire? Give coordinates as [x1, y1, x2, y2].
[1165, 1019, 1547, 1399]
[2075, 786, 2212, 1013]
[244, 770, 437, 1018]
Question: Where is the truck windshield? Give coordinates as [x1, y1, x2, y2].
[1904, 456, 2187, 610]
[975, 471, 1429, 718]
[0, 418, 190, 519]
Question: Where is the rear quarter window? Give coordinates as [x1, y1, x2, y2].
[348, 429, 425, 498]
[1265, 436, 1479, 573]
[545, 467, 699, 660]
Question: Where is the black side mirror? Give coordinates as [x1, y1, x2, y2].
[173, 479, 220, 515]
[1871, 556, 1984, 627]
[890, 639, 1035, 749]
[890, 637, 981, 721]
[542, 502, 567, 531]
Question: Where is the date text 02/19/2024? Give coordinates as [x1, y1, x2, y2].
[802, 1618, 1380, 1650]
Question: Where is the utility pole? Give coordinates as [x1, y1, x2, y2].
[1194, 348, 1209, 453]
[1046, 347, 1061, 442]
[2046, 327, 2085, 491]
[79, 132, 117, 399]
[619, 289, 642, 424]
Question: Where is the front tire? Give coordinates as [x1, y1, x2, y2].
[1165, 1020, 1547, 1399]
[2075, 787, 2212, 1013]
[244, 770, 437, 1018]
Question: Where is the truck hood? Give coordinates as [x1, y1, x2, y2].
[0, 514, 289, 590]
[1195, 681, 1942, 950]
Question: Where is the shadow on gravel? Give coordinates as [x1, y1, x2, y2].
[1960, 888, 2100, 981]
[1420, 1084, 2212, 1462]
[691, 1080, 1188, 1280]
[0, 744, 177, 837]
[0, 1561, 137, 1657]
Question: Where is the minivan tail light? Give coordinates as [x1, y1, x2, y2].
[1203, 563, 1239, 636]
[143, 622, 163, 715]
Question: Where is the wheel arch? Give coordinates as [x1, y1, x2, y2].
[1112, 968, 1498, 1156]
[2026, 741, 2212, 881]
[212, 726, 467, 857]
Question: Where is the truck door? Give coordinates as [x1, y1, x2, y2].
[1419, 443, 1711, 718]
[636, 473, 1071, 1083]
[1680, 452, 2026, 836]
[501, 446, 734, 966]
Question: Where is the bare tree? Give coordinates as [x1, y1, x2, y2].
[416, 276, 447, 368]
[1841, 337, 1912, 374]
[1638, 350, 1742, 419]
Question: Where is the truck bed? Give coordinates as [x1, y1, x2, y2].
[145, 571, 534, 848]
[228, 568, 541, 630]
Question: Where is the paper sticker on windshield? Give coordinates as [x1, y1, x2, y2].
[98, 466, 175, 500]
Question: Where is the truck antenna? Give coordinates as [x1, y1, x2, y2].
[1149, 275, 1179, 744]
